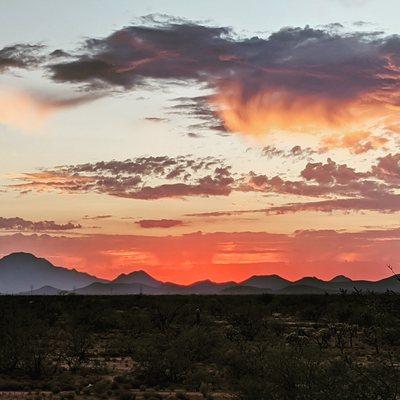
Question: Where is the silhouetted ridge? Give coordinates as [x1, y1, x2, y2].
[241, 274, 291, 290]
[1, 252, 51, 265]
[330, 275, 352, 283]
[0, 252, 105, 294]
[112, 269, 162, 287]
[2, 252, 400, 295]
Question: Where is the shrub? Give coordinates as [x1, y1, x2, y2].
[144, 389, 162, 399]
[175, 390, 187, 400]
[118, 391, 136, 400]
[93, 380, 112, 395]
[59, 392, 75, 400]
[200, 382, 211, 398]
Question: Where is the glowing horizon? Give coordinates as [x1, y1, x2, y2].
[1, 1, 400, 283]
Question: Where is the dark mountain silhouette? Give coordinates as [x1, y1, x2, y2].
[112, 270, 162, 287]
[360, 275, 400, 292]
[294, 276, 327, 288]
[185, 279, 236, 294]
[0, 252, 106, 294]
[240, 274, 291, 291]
[330, 275, 352, 283]
[221, 285, 272, 295]
[160, 282, 187, 294]
[19, 285, 63, 295]
[2, 252, 400, 295]
[74, 282, 160, 295]
[278, 284, 333, 295]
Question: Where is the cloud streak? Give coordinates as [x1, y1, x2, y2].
[9, 155, 234, 200]
[136, 219, 184, 228]
[0, 217, 81, 232]
[7, 152, 400, 216]
[0, 87, 99, 132]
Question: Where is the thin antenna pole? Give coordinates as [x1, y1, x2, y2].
[387, 264, 400, 282]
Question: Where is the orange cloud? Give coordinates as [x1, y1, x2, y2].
[211, 84, 393, 138]
[0, 88, 97, 132]
[43, 20, 400, 141]
[321, 131, 389, 154]
[0, 89, 52, 131]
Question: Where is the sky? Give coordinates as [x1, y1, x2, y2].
[1, 0, 400, 283]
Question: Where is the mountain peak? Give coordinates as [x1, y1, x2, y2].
[0, 252, 54, 269]
[330, 275, 352, 283]
[191, 279, 214, 285]
[0, 252, 104, 294]
[116, 269, 155, 279]
[113, 269, 161, 287]
[296, 276, 324, 282]
[2, 252, 41, 262]
[132, 270, 152, 277]
[240, 274, 290, 290]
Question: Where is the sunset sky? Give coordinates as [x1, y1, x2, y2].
[1, 0, 400, 283]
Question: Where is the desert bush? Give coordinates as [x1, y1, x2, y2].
[175, 390, 188, 400]
[92, 379, 112, 395]
[118, 390, 136, 400]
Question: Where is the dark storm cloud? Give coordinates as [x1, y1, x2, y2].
[48, 21, 232, 88]
[38, 17, 400, 135]
[0, 18, 397, 136]
[46, 18, 400, 104]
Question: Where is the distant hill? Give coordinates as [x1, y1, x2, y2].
[293, 277, 327, 288]
[112, 270, 162, 287]
[2, 252, 400, 295]
[0, 252, 106, 294]
[330, 275, 353, 283]
[220, 285, 272, 295]
[240, 274, 291, 291]
[185, 279, 237, 294]
[19, 285, 63, 295]
[74, 282, 160, 295]
[278, 284, 333, 295]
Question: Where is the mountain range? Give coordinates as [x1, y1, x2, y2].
[1, 252, 399, 295]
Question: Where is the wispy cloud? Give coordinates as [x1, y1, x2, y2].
[136, 219, 184, 228]
[0, 87, 99, 132]
[0, 216, 81, 232]
[8, 152, 400, 214]
[83, 215, 112, 220]
[9, 155, 234, 200]
[0, 44, 44, 73]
